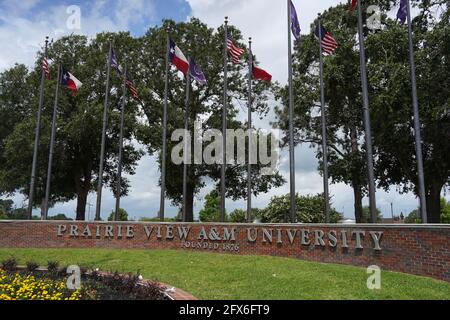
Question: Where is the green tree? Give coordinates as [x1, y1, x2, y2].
[259, 194, 343, 223]
[229, 209, 247, 223]
[108, 208, 129, 222]
[0, 65, 36, 208]
[368, 1, 450, 223]
[0, 199, 14, 216]
[5, 207, 29, 220]
[198, 190, 224, 222]
[274, 1, 449, 223]
[251, 208, 262, 222]
[0, 33, 144, 220]
[361, 206, 383, 223]
[440, 198, 450, 224]
[139, 216, 179, 222]
[0, 64, 33, 155]
[405, 209, 421, 224]
[273, 3, 377, 223]
[48, 214, 72, 221]
[1, 19, 286, 222]
[135, 18, 284, 222]
[405, 198, 450, 224]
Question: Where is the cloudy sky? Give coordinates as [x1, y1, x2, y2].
[1, 0, 445, 220]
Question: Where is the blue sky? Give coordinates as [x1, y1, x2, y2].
[0, 0, 191, 39]
[0, 0, 446, 221]
[39, 0, 192, 35]
[0, 0, 191, 28]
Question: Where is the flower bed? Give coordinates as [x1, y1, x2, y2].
[0, 258, 169, 300]
[0, 269, 81, 300]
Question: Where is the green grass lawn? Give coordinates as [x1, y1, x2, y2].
[0, 248, 449, 300]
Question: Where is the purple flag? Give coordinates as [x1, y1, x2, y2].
[189, 58, 207, 86]
[110, 48, 123, 75]
[290, 1, 301, 42]
[397, 0, 408, 24]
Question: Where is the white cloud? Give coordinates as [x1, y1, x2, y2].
[0, 0, 156, 72]
[187, 0, 346, 82]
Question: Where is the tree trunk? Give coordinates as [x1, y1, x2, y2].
[74, 169, 91, 221]
[353, 184, 363, 223]
[76, 189, 88, 221]
[426, 182, 442, 223]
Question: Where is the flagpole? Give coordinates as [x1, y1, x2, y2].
[96, 41, 113, 221]
[28, 36, 49, 220]
[115, 64, 127, 222]
[43, 64, 61, 219]
[317, 15, 331, 223]
[247, 38, 253, 223]
[183, 58, 191, 223]
[160, 29, 170, 222]
[406, 0, 427, 223]
[356, 0, 377, 223]
[221, 17, 228, 222]
[287, 0, 297, 223]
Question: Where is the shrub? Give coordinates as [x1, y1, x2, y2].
[1, 258, 17, 272]
[26, 261, 39, 272]
[134, 280, 166, 300]
[108, 208, 129, 222]
[47, 261, 59, 274]
[88, 271, 167, 300]
[199, 191, 224, 222]
[229, 209, 247, 223]
[259, 194, 343, 223]
[405, 210, 422, 224]
[441, 198, 450, 224]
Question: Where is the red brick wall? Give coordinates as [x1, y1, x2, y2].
[0, 221, 449, 282]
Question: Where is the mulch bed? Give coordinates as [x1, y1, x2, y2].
[10, 266, 198, 300]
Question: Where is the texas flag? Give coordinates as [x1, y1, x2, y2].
[252, 63, 272, 82]
[61, 67, 82, 95]
[169, 39, 189, 75]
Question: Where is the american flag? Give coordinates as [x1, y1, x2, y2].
[315, 25, 338, 56]
[227, 36, 245, 64]
[126, 79, 138, 100]
[42, 57, 50, 79]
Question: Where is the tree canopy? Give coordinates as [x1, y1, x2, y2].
[0, 32, 145, 220]
[0, 3, 447, 222]
[274, 0, 449, 223]
[108, 208, 129, 222]
[0, 18, 285, 221]
[257, 194, 343, 223]
[198, 190, 222, 222]
[134, 18, 285, 221]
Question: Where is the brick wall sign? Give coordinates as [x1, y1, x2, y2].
[0, 221, 449, 282]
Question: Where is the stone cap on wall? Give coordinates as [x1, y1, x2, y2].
[0, 219, 449, 229]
